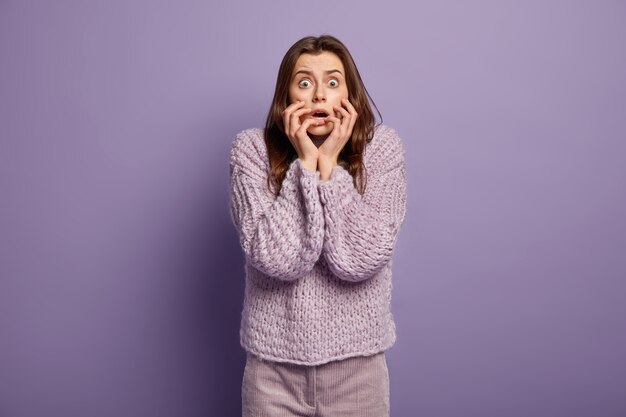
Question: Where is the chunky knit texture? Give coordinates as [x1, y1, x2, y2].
[229, 124, 407, 366]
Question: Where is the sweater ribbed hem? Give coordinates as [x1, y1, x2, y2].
[241, 338, 396, 366]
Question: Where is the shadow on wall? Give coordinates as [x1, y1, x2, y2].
[161, 115, 259, 415]
[179, 175, 246, 416]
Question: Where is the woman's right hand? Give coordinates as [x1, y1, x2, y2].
[282, 101, 321, 172]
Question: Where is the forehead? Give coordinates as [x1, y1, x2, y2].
[292, 51, 344, 74]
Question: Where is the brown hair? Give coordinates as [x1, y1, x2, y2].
[264, 34, 382, 196]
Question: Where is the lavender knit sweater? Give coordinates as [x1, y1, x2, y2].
[228, 124, 407, 366]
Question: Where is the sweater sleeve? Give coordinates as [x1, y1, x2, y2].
[317, 126, 407, 282]
[229, 129, 324, 281]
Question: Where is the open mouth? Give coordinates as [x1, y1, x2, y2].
[311, 111, 328, 118]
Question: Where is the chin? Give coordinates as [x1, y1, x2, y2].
[307, 123, 333, 136]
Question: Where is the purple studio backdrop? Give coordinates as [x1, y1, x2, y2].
[1, 1, 625, 416]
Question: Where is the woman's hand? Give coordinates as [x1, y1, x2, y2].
[282, 100, 321, 172]
[318, 98, 358, 179]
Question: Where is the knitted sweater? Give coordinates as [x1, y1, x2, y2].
[228, 124, 407, 366]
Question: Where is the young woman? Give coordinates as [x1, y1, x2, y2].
[229, 34, 407, 417]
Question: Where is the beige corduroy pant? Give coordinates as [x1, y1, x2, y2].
[241, 351, 390, 417]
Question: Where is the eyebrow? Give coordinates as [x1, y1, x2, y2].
[293, 69, 344, 77]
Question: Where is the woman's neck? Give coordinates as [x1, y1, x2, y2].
[309, 134, 329, 148]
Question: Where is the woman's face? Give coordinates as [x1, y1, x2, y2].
[288, 51, 349, 138]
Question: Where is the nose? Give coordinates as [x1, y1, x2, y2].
[312, 85, 326, 102]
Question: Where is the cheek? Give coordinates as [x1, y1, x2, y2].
[331, 91, 348, 108]
[288, 87, 306, 103]
[332, 88, 349, 102]
[287, 88, 296, 104]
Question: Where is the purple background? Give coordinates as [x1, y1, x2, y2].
[1, 1, 625, 416]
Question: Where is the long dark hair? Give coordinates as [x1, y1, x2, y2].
[264, 34, 382, 196]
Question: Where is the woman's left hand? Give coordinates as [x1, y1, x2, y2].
[318, 98, 358, 165]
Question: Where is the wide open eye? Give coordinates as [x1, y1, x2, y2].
[328, 79, 339, 87]
[299, 79, 312, 88]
